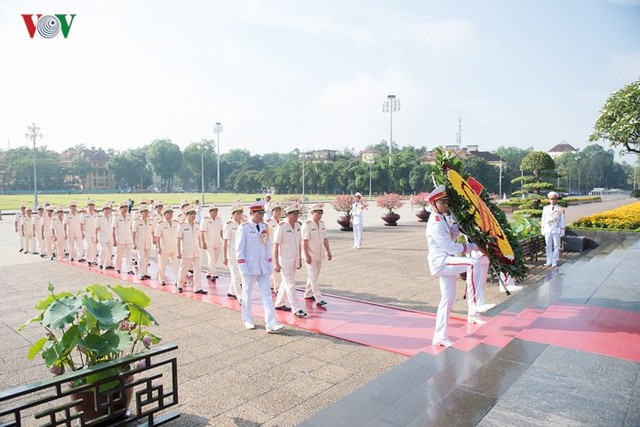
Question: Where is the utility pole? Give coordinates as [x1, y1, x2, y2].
[25, 123, 42, 208]
[382, 95, 400, 166]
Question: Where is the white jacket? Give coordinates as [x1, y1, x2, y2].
[541, 204, 565, 236]
[426, 211, 475, 275]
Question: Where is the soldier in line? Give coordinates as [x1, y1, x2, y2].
[113, 201, 135, 275]
[51, 205, 66, 260]
[201, 204, 223, 280]
[64, 201, 85, 262]
[83, 200, 99, 266]
[265, 203, 283, 293]
[176, 204, 207, 294]
[175, 200, 190, 224]
[15, 205, 26, 252]
[132, 205, 154, 280]
[151, 200, 165, 245]
[194, 198, 202, 223]
[95, 203, 115, 269]
[273, 204, 307, 318]
[236, 200, 284, 333]
[223, 201, 244, 300]
[155, 206, 180, 287]
[42, 205, 55, 259]
[301, 203, 332, 306]
[34, 205, 46, 257]
[21, 207, 36, 254]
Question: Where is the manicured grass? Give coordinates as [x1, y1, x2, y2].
[0, 193, 330, 211]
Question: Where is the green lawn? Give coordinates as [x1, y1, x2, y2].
[0, 193, 331, 211]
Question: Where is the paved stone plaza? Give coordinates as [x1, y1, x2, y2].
[0, 197, 637, 426]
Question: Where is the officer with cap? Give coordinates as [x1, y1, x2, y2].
[21, 207, 36, 254]
[64, 201, 84, 261]
[34, 205, 46, 256]
[42, 205, 55, 259]
[201, 204, 223, 280]
[95, 203, 115, 269]
[151, 200, 165, 246]
[350, 192, 368, 249]
[301, 203, 332, 306]
[541, 191, 566, 267]
[155, 206, 179, 287]
[83, 200, 99, 265]
[113, 201, 135, 275]
[132, 204, 154, 280]
[176, 199, 190, 224]
[176, 204, 207, 294]
[426, 185, 495, 348]
[51, 205, 66, 260]
[15, 205, 26, 252]
[266, 203, 283, 293]
[236, 200, 284, 333]
[273, 203, 307, 318]
[223, 200, 244, 300]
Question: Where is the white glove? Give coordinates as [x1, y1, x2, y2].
[466, 243, 479, 253]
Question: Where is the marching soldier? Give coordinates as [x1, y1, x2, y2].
[201, 204, 223, 280]
[15, 205, 26, 252]
[223, 201, 244, 300]
[176, 204, 207, 294]
[236, 201, 284, 333]
[273, 204, 307, 318]
[51, 205, 66, 260]
[21, 207, 36, 254]
[175, 199, 190, 224]
[155, 206, 180, 287]
[113, 201, 135, 275]
[151, 200, 165, 245]
[95, 203, 115, 269]
[194, 198, 202, 223]
[64, 201, 84, 261]
[266, 203, 283, 293]
[301, 203, 332, 306]
[83, 200, 99, 266]
[42, 205, 55, 259]
[34, 205, 46, 256]
[132, 204, 153, 280]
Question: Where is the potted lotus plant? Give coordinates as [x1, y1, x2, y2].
[19, 283, 161, 422]
[376, 193, 404, 226]
[330, 194, 355, 231]
[410, 192, 430, 222]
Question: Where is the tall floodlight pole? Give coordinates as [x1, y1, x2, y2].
[25, 123, 42, 208]
[382, 95, 400, 166]
[214, 122, 223, 191]
[200, 141, 205, 204]
[498, 156, 503, 198]
[301, 150, 306, 203]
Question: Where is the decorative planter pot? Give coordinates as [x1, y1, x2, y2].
[381, 211, 400, 226]
[70, 374, 133, 426]
[415, 208, 430, 222]
[336, 214, 353, 231]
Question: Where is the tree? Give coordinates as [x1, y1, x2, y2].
[512, 151, 556, 212]
[462, 157, 499, 194]
[3, 146, 65, 190]
[67, 157, 92, 189]
[590, 79, 640, 154]
[146, 139, 182, 192]
[107, 148, 151, 191]
[183, 140, 215, 192]
[495, 146, 533, 195]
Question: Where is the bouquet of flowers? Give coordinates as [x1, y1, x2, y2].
[375, 193, 404, 212]
[409, 192, 429, 209]
[330, 194, 355, 214]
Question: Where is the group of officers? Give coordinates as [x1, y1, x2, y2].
[14, 197, 334, 334]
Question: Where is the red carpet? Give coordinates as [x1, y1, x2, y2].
[61, 259, 640, 362]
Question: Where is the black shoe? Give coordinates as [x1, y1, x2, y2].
[176, 286, 183, 293]
[206, 274, 211, 278]
[105, 266, 114, 270]
[212, 275, 219, 279]
[40, 254, 47, 258]
[304, 296, 316, 301]
[32, 252, 39, 255]
[70, 258, 74, 262]
[294, 310, 308, 318]
[19, 249, 23, 253]
[79, 258, 86, 262]
[127, 271, 135, 275]
[160, 281, 166, 286]
[50, 256, 55, 261]
[316, 300, 328, 306]
[194, 289, 208, 295]
[275, 305, 292, 312]
[227, 293, 237, 299]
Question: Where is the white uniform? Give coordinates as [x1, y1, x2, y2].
[132, 217, 154, 279]
[15, 210, 24, 251]
[541, 204, 565, 267]
[34, 212, 46, 254]
[236, 221, 279, 329]
[426, 211, 480, 344]
[42, 213, 54, 257]
[273, 220, 303, 312]
[223, 219, 242, 298]
[64, 211, 84, 260]
[83, 211, 99, 264]
[200, 216, 223, 277]
[95, 213, 114, 268]
[21, 214, 35, 253]
[177, 221, 204, 292]
[113, 212, 134, 273]
[301, 219, 329, 300]
[266, 217, 282, 292]
[350, 201, 365, 249]
[155, 218, 179, 285]
[51, 216, 65, 259]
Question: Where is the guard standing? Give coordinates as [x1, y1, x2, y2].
[350, 192, 367, 249]
[541, 191, 566, 267]
[201, 204, 223, 280]
[132, 205, 153, 280]
[223, 201, 244, 300]
[176, 204, 206, 294]
[51, 205, 66, 260]
[64, 201, 84, 261]
[83, 200, 99, 266]
[95, 203, 114, 269]
[113, 201, 135, 275]
[15, 205, 26, 252]
[301, 203, 332, 306]
[155, 206, 179, 287]
[21, 208, 36, 254]
[266, 203, 283, 293]
[34, 205, 46, 256]
[42, 205, 55, 259]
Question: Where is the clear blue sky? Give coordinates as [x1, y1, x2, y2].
[1, 0, 638, 160]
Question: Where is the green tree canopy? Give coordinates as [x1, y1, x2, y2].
[590, 79, 640, 154]
[146, 139, 182, 192]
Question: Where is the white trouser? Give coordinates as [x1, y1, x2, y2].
[240, 272, 278, 328]
[544, 233, 561, 265]
[158, 250, 179, 283]
[304, 260, 323, 300]
[353, 222, 363, 248]
[68, 235, 84, 259]
[274, 263, 302, 312]
[178, 256, 203, 291]
[23, 233, 35, 252]
[86, 237, 98, 263]
[137, 247, 150, 277]
[205, 245, 221, 276]
[45, 235, 55, 257]
[99, 241, 114, 267]
[432, 256, 483, 343]
[37, 235, 46, 255]
[270, 270, 282, 292]
[17, 230, 23, 250]
[228, 259, 242, 297]
[115, 243, 133, 271]
[54, 237, 65, 259]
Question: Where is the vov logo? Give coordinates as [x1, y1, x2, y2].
[21, 14, 76, 39]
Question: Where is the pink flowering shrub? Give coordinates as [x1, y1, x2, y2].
[331, 194, 355, 213]
[409, 192, 429, 208]
[376, 193, 404, 212]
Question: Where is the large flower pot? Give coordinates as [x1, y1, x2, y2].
[415, 208, 430, 222]
[336, 214, 353, 231]
[70, 374, 133, 426]
[381, 211, 400, 226]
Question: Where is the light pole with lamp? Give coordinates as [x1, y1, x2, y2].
[382, 95, 400, 166]
[363, 153, 375, 200]
[214, 122, 223, 191]
[498, 156, 504, 199]
[200, 140, 206, 204]
[25, 123, 42, 208]
[301, 150, 306, 203]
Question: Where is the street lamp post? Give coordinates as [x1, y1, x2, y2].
[25, 123, 42, 208]
[200, 141, 205, 204]
[498, 156, 504, 198]
[301, 150, 306, 203]
[214, 122, 223, 191]
[368, 160, 374, 200]
[382, 95, 400, 166]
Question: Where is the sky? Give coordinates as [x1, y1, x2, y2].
[1, 0, 639, 162]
